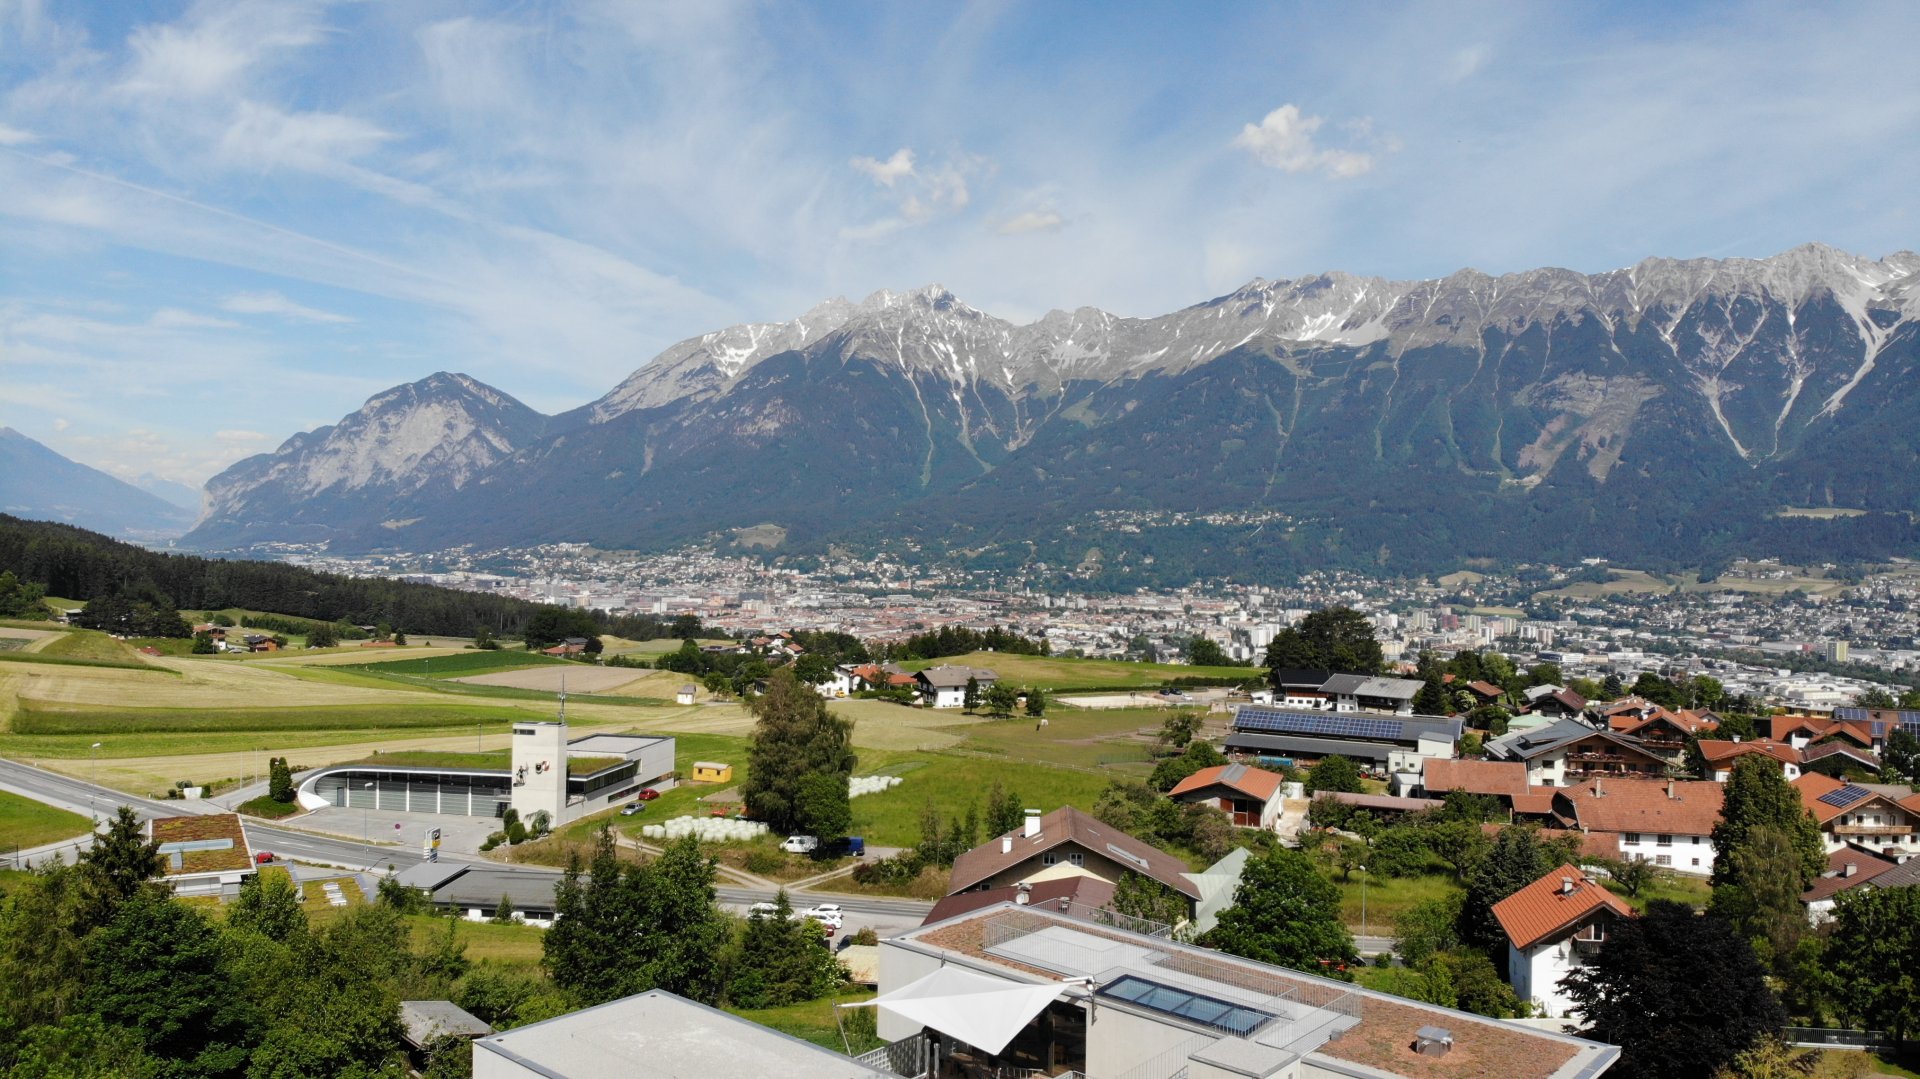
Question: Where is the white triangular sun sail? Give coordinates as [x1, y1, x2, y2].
[843, 967, 1066, 1055]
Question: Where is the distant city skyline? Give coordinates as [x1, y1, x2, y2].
[3, 1, 1917, 485]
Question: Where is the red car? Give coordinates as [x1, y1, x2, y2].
[254, 851, 274, 865]
[636, 788, 661, 801]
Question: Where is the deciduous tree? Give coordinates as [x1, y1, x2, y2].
[742, 669, 856, 834]
[1563, 901, 1785, 1079]
[1305, 755, 1363, 794]
[1204, 847, 1355, 974]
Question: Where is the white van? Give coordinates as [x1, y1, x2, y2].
[780, 835, 819, 854]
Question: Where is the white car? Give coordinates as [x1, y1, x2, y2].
[801, 904, 844, 930]
[746, 902, 783, 919]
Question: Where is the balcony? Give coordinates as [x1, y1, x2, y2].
[1832, 824, 1914, 837]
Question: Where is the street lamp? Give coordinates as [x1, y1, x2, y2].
[1359, 864, 1370, 944]
[89, 742, 102, 822]
[361, 780, 375, 848]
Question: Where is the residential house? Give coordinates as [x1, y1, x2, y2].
[1792, 773, 1920, 857]
[1224, 705, 1461, 775]
[1493, 865, 1635, 1019]
[541, 637, 589, 657]
[923, 875, 1117, 927]
[1266, 670, 1425, 715]
[1828, 706, 1920, 753]
[874, 900, 1620, 1079]
[1801, 847, 1897, 925]
[1168, 763, 1287, 829]
[1484, 720, 1669, 787]
[1695, 738, 1803, 782]
[675, 684, 698, 705]
[1519, 685, 1589, 724]
[1607, 707, 1717, 766]
[1802, 740, 1884, 778]
[946, 806, 1237, 928]
[1270, 668, 1335, 710]
[915, 664, 997, 708]
[150, 813, 256, 896]
[1551, 777, 1725, 876]
[1770, 713, 1877, 752]
[1461, 680, 1507, 707]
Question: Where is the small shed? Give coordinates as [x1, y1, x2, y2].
[399, 1000, 493, 1061]
[692, 761, 733, 784]
[676, 684, 699, 705]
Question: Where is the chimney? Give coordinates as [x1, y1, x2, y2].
[1733, 734, 1742, 743]
[1560, 877, 1576, 895]
[1023, 809, 1042, 839]
[1016, 882, 1032, 905]
[1593, 777, 1603, 797]
[1667, 780, 1676, 800]
[1415, 1027, 1453, 1057]
[1844, 862, 1859, 878]
[1001, 835, 1013, 854]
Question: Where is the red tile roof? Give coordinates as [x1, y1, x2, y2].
[1555, 777, 1725, 837]
[1492, 864, 1634, 951]
[1790, 773, 1920, 824]
[1696, 739, 1801, 767]
[1168, 764, 1285, 803]
[1421, 759, 1530, 798]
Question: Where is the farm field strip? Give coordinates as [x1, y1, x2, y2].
[894, 650, 1255, 690]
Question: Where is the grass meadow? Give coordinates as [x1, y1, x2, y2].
[0, 788, 94, 850]
[896, 651, 1257, 691]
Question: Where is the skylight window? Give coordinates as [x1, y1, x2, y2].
[1099, 975, 1275, 1036]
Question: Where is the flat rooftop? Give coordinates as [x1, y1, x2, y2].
[898, 905, 1617, 1079]
[151, 813, 253, 876]
[472, 989, 892, 1078]
[566, 733, 672, 756]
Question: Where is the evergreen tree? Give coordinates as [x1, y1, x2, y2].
[983, 682, 1019, 716]
[1413, 679, 1452, 716]
[77, 806, 162, 919]
[1203, 847, 1354, 973]
[303, 622, 339, 649]
[491, 896, 515, 924]
[984, 781, 1023, 837]
[742, 669, 856, 834]
[1710, 756, 1825, 891]
[727, 890, 847, 1008]
[268, 756, 293, 804]
[1260, 607, 1383, 682]
[1563, 901, 1785, 1079]
[963, 676, 980, 712]
[795, 771, 851, 843]
[1461, 827, 1555, 949]
[1025, 685, 1049, 717]
[1707, 825, 1809, 968]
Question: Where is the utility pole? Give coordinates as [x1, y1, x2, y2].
[1360, 864, 1370, 944]
[89, 742, 102, 822]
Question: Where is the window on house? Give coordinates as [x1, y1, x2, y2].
[1655, 855, 1672, 867]
[1657, 834, 1672, 847]
[1691, 858, 1700, 867]
[1691, 836, 1700, 845]
[1069, 853, 1085, 867]
[1041, 853, 1058, 866]
[1624, 833, 1642, 845]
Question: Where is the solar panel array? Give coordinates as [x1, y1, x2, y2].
[1833, 707, 1920, 732]
[1817, 783, 1875, 808]
[1234, 707, 1402, 740]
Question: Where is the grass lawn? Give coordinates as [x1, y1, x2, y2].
[275, 662, 668, 707]
[728, 989, 879, 1052]
[33, 629, 144, 663]
[948, 706, 1166, 772]
[0, 651, 180, 674]
[897, 651, 1257, 691]
[602, 637, 733, 656]
[0, 788, 93, 850]
[12, 701, 550, 736]
[1607, 870, 1712, 912]
[1330, 871, 1462, 935]
[409, 914, 548, 967]
[343, 651, 570, 678]
[846, 750, 1117, 848]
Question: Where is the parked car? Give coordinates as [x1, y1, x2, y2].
[781, 834, 820, 854]
[620, 802, 645, 816]
[636, 788, 661, 801]
[254, 851, 274, 865]
[745, 902, 782, 919]
[802, 903, 844, 930]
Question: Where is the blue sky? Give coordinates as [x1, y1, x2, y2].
[2, 1, 1918, 487]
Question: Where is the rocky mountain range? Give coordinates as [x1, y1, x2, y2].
[185, 244, 1920, 580]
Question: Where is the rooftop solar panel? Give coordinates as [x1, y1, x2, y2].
[1233, 707, 1406, 741]
[1817, 783, 1875, 808]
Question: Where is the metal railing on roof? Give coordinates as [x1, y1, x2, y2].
[853, 1036, 929, 1078]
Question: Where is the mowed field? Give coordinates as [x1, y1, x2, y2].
[896, 651, 1255, 690]
[0, 787, 93, 850]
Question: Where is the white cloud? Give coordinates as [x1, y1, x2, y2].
[998, 210, 1064, 235]
[215, 429, 266, 442]
[0, 123, 34, 145]
[1232, 104, 1376, 178]
[851, 148, 916, 187]
[149, 307, 239, 329]
[52, 417, 69, 431]
[220, 290, 354, 324]
[1449, 44, 1492, 81]
[119, 0, 325, 101]
[218, 102, 395, 172]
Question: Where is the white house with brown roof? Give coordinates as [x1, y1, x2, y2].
[1167, 763, 1286, 829]
[1550, 777, 1724, 876]
[1493, 865, 1635, 1019]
